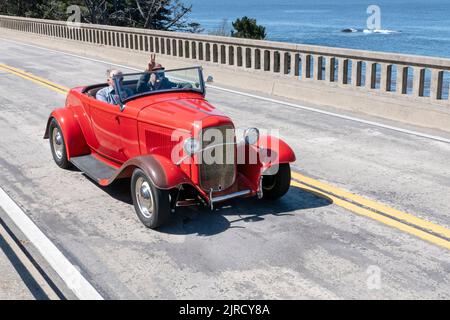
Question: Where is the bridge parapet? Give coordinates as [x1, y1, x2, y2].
[1, 15, 449, 131]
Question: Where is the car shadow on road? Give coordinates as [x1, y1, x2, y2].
[86, 176, 333, 236]
[83, 175, 134, 204]
[162, 184, 333, 236]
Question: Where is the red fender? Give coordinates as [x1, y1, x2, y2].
[237, 135, 296, 189]
[43, 108, 90, 160]
[101, 154, 193, 190]
[257, 135, 296, 167]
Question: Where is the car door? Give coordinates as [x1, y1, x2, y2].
[89, 99, 127, 162]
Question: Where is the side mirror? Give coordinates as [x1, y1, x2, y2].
[206, 75, 214, 83]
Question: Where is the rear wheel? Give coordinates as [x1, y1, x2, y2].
[131, 168, 171, 229]
[49, 118, 70, 169]
[262, 163, 291, 200]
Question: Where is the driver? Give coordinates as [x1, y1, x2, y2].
[136, 54, 178, 94]
[96, 69, 133, 105]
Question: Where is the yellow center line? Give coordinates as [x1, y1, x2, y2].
[1, 62, 449, 250]
[0, 64, 69, 95]
[291, 181, 450, 250]
[0, 63, 70, 92]
[291, 171, 450, 240]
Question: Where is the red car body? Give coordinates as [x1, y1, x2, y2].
[44, 67, 296, 228]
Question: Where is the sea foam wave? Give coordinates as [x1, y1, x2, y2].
[342, 28, 400, 34]
[362, 29, 400, 34]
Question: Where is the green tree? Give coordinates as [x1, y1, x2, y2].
[0, 0, 74, 20]
[0, 0, 201, 32]
[231, 16, 266, 40]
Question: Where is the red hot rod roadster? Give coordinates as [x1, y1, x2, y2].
[44, 66, 296, 228]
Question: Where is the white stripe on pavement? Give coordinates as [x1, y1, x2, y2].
[0, 187, 103, 300]
[1, 37, 449, 144]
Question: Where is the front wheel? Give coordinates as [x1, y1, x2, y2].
[49, 118, 70, 169]
[262, 163, 291, 200]
[131, 168, 171, 229]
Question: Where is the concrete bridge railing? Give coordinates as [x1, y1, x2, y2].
[1, 15, 449, 132]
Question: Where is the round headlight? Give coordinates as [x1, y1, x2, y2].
[183, 138, 201, 155]
[244, 128, 259, 145]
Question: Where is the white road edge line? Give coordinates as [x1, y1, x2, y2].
[0, 187, 104, 300]
[0, 219, 60, 300]
[2, 37, 450, 145]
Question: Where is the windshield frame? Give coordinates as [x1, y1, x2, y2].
[113, 66, 205, 107]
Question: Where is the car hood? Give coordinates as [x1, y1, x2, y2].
[137, 97, 233, 132]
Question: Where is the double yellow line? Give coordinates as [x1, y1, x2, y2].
[0, 63, 69, 94]
[292, 172, 450, 250]
[1, 62, 449, 250]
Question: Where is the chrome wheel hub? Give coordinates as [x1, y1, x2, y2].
[135, 177, 154, 219]
[52, 127, 63, 160]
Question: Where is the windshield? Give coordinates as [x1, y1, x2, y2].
[113, 66, 205, 103]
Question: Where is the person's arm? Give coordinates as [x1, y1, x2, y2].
[136, 54, 161, 93]
[136, 72, 151, 94]
[96, 88, 109, 103]
[168, 79, 179, 88]
[159, 78, 179, 89]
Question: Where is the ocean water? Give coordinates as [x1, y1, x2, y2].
[187, 0, 450, 59]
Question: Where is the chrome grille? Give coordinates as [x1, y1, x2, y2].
[199, 125, 236, 191]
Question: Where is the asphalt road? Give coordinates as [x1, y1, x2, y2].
[0, 38, 449, 299]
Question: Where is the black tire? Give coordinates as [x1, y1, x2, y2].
[48, 118, 71, 169]
[131, 168, 171, 229]
[262, 163, 291, 200]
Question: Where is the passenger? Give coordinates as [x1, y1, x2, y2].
[96, 69, 133, 105]
[136, 54, 178, 94]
